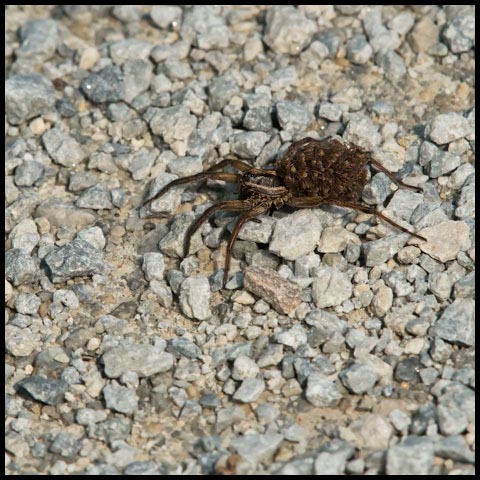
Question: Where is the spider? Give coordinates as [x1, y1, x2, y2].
[143, 137, 426, 287]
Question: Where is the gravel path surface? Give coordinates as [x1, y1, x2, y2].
[5, 5, 475, 475]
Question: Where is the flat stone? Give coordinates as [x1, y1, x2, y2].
[233, 377, 265, 403]
[264, 5, 317, 55]
[179, 276, 211, 320]
[311, 267, 352, 308]
[416, 221, 469, 263]
[35, 199, 96, 230]
[43, 238, 105, 283]
[429, 298, 475, 346]
[81, 65, 125, 104]
[5, 74, 56, 125]
[16, 375, 68, 405]
[102, 344, 174, 378]
[42, 127, 86, 167]
[386, 436, 434, 475]
[429, 112, 473, 145]
[269, 210, 322, 260]
[305, 373, 341, 407]
[103, 384, 138, 415]
[5, 248, 38, 286]
[243, 266, 302, 315]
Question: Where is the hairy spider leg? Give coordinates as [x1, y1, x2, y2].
[286, 196, 426, 241]
[183, 200, 248, 258]
[223, 206, 270, 287]
[368, 157, 422, 193]
[206, 158, 277, 176]
[143, 172, 241, 206]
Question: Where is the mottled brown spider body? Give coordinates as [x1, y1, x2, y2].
[144, 137, 425, 286]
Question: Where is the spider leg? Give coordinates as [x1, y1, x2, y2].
[286, 196, 426, 241]
[183, 200, 248, 258]
[206, 157, 277, 176]
[368, 158, 422, 193]
[143, 172, 241, 206]
[223, 207, 268, 287]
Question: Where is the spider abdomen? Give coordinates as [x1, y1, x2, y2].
[277, 137, 369, 201]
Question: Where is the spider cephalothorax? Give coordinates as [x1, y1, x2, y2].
[143, 137, 425, 286]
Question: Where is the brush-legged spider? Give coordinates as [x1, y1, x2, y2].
[144, 137, 426, 286]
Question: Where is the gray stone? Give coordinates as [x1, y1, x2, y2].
[233, 377, 265, 403]
[76, 184, 113, 210]
[386, 436, 434, 475]
[14, 293, 41, 315]
[5, 325, 40, 357]
[35, 199, 96, 230]
[442, 15, 475, 53]
[9, 218, 40, 254]
[429, 298, 474, 346]
[311, 267, 352, 308]
[76, 408, 108, 425]
[318, 102, 347, 122]
[340, 362, 379, 394]
[434, 435, 475, 464]
[429, 112, 473, 145]
[103, 384, 138, 414]
[243, 107, 273, 132]
[197, 24, 230, 50]
[455, 172, 475, 219]
[43, 238, 105, 283]
[167, 156, 203, 177]
[15, 375, 68, 405]
[150, 5, 182, 29]
[232, 356, 259, 380]
[305, 373, 341, 407]
[5, 248, 38, 286]
[42, 127, 86, 168]
[159, 211, 204, 258]
[142, 172, 182, 215]
[231, 432, 283, 465]
[276, 324, 308, 351]
[454, 271, 475, 299]
[270, 210, 322, 260]
[151, 41, 190, 63]
[147, 105, 197, 144]
[208, 76, 239, 112]
[167, 337, 202, 359]
[179, 276, 211, 320]
[343, 114, 382, 150]
[266, 66, 298, 91]
[49, 432, 81, 459]
[436, 382, 475, 435]
[375, 50, 406, 81]
[14, 161, 44, 187]
[16, 19, 59, 63]
[76, 226, 106, 250]
[142, 252, 165, 282]
[264, 5, 316, 55]
[5, 73, 55, 125]
[346, 35, 373, 65]
[68, 171, 98, 192]
[226, 214, 275, 244]
[362, 234, 409, 266]
[102, 344, 173, 378]
[164, 58, 194, 80]
[81, 65, 125, 104]
[276, 101, 312, 133]
[230, 131, 269, 158]
[123, 59, 153, 103]
[110, 39, 153, 65]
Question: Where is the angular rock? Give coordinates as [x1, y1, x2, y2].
[16, 375, 68, 405]
[102, 344, 174, 378]
[243, 266, 302, 315]
[43, 238, 105, 283]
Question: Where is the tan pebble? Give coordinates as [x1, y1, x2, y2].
[30, 117, 46, 135]
[79, 47, 100, 70]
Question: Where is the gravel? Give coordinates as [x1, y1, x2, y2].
[5, 5, 475, 476]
